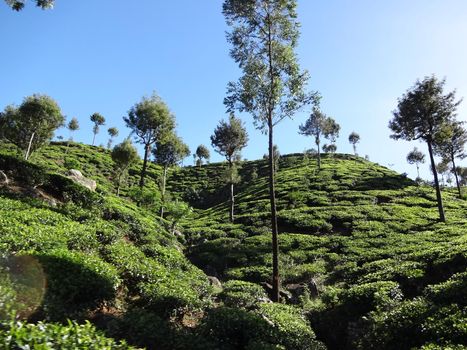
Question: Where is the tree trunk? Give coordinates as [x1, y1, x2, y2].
[116, 171, 122, 196]
[268, 121, 280, 302]
[427, 140, 446, 222]
[160, 165, 168, 219]
[267, 11, 279, 302]
[229, 159, 235, 223]
[451, 154, 462, 199]
[317, 139, 321, 169]
[25, 132, 35, 160]
[139, 144, 150, 188]
[92, 132, 96, 146]
[353, 144, 357, 156]
[416, 164, 420, 179]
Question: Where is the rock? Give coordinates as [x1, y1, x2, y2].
[307, 278, 319, 297]
[208, 276, 222, 290]
[67, 169, 97, 191]
[0, 170, 9, 185]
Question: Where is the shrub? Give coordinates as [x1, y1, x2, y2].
[221, 280, 268, 308]
[33, 250, 120, 320]
[0, 320, 134, 349]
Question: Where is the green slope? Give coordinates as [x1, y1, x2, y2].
[0, 143, 465, 349]
[0, 143, 325, 350]
[171, 153, 467, 349]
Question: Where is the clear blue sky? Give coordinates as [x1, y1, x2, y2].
[1, 0, 466, 180]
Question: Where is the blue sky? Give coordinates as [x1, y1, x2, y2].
[1, 0, 466, 180]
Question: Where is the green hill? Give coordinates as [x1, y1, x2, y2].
[0, 142, 466, 349]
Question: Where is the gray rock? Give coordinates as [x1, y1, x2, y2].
[0, 170, 9, 185]
[67, 169, 97, 191]
[208, 276, 222, 289]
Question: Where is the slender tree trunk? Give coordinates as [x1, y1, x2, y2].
[266, 12, 280, 302]
[229, 159, 234, 223]
[160, 165, 168, 219]
[92, 132, 96, 146]
[116, 171, 122, 196]
[316, 138, 321, 169]
[451, 154, 462, 199]
[353, 144, 357, 156]
[427, 140, 446, 222]
[416, 164, 420, 179]
[269, 121, 280, 302]
[25, 132, 35, 160]
[139, 144, 150, 188]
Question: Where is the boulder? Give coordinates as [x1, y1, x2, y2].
[0, 170, 9, 185]
[208, 276, 222, 290]
[67, 169, 97, 192]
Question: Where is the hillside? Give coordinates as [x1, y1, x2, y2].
[0, 142, 466, 349]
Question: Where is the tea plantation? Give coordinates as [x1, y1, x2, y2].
[0, 142, 466, 349]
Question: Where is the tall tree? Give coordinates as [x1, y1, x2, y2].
[223, 0, 315, 301]
[389, 76, 461, 222]
[107, 127, 119, 149]
[195, 145, 210, 167]
[436, 159, 451, 187]
[124, 94, 175, 188]
[153, 133, 190, 218]
[65, 117, 79, 155]
[299, 106, 340, 169]
[0, 94, 64, 160]
[5, 0, 54, 10]
[90, 113, 105, 146]
[67, 117, 79, 141]
[111, 139, 139, 196]
[211, 114, 249, 222]
[323, 143, 337, 155]
[348, 132, 360, 156]
[434, 121, 467, 198]
[406, 147, 425, 179]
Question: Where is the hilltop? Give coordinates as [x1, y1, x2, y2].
[0, 142, 466, 349]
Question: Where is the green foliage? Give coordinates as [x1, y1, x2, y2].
[299, 105, 340, 167]
[4, 0, 55, 11]
[0, 320, 135, 349]
[0, 140, 466, 349]
[34, 249, 120, 320]
[153, 133, 190, 168]
[200, 304, 324, 350]
[211, 114, 248, 164]
[0, 94, 64, 159]
[195, 144, 210, 165]
[111, 140, 139, 194]
[124, 93, 175, 187]
[221, 280, 267, 308]
[348, 131, 360, 155]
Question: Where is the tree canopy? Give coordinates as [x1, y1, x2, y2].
[5, 0, 54, 11]
[0, 94, 64, 160]
[434, 120, 467, 198]
[211, 114, 249, 222]
[111, 139, 139, 195]
[223, 0, 315, 302]
[124, 93, 175, 188]
[107, 127, 119, 149]
[348, 132, 360, 155]
[299, 106, 340, 168]
[406, 147, 425, 179]
[389, 76, 461, 222]
[90, 113, 106, 146]
[195, 145, 210, 166]
[211, 114, 248, 164]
